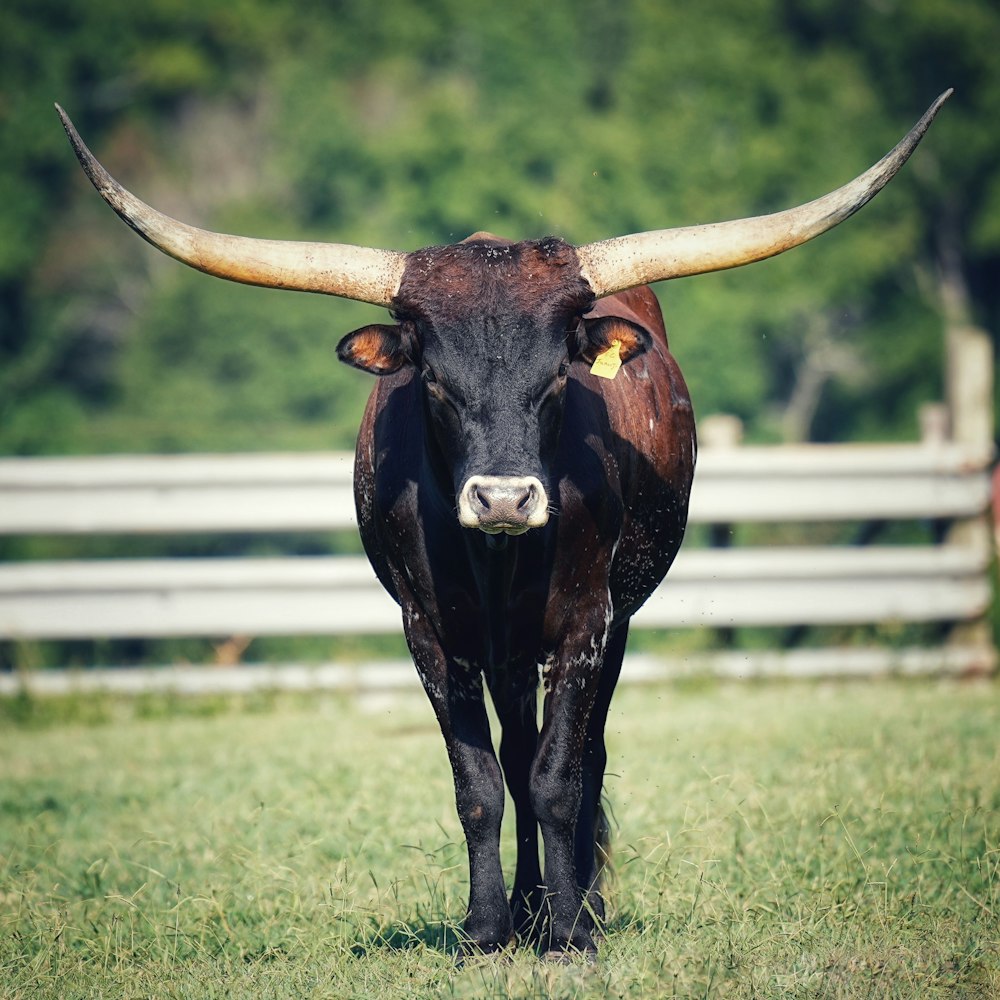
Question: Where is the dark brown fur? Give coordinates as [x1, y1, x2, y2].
[340, 237, 695, 955]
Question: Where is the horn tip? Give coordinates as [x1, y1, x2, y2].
[929, 88, 954, 118]
[54, 102, 84, 150]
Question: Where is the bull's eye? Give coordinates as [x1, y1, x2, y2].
[558, 361, 569, 378]
[421, 368, 459, 413]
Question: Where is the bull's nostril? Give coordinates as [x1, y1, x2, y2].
[474, 486, 491, 510]
[517, 486, 534, 511]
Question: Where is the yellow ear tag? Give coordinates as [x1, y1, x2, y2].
[590, 339, 622, 380]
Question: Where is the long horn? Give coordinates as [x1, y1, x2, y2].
[576, 90, 952, 299]
[56, 105, 407, 307]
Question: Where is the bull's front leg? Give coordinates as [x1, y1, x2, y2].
[485, 665, 544, 940]
[403, 610, 512, 955]
[532, 604, 612, 957]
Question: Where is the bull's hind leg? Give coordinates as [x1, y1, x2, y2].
[575, 621, 628, 929]
[486, 665, 544, 941]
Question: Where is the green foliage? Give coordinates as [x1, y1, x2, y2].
[0, 682, 997, 996]
[1, 0, 997, 456]
[3, 1, 997, 669]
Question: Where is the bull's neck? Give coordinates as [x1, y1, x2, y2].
[477, 532, 517, 669]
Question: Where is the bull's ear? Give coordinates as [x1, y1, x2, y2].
[579, 316, 652, 365]
[336, 324, 409, 375]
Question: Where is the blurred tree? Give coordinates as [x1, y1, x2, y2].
[0, 0, 996, 455]
[3, 0, 997, 669]
[0, 0, 282, 452]
[782, 0, 1000, 437]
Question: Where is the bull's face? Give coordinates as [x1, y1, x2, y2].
[337, 237, 651, 535]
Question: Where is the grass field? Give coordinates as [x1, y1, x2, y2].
[1, 679, 998, 998]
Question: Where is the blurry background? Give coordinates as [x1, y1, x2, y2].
[2, 0, 998, 669]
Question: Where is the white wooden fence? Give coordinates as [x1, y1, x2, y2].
[0, 433, 995, 689]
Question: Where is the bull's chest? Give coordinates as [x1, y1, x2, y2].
[411, 533, 553, 671]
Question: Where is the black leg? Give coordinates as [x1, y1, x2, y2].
[486, 666, 544, 940]
[574, 621, 628, 928]
[530, 609, 612, 955]
[407, 621, 511, 953]
[445, 685, 512, 952]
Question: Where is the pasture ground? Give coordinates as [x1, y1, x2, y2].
[1, 678, 997, 998]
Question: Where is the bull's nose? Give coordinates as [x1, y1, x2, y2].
[458, 475, 549, 534]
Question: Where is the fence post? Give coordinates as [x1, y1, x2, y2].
[698, 415, 744, 648]
[945, 323, 994, 661]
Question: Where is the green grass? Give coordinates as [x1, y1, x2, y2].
[1, 680, 998, 998]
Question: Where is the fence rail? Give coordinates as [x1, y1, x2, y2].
[0, 444, 989, 534]
[0, 438, 995, 678]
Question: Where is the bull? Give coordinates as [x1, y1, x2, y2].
[57, 91, 949, 958]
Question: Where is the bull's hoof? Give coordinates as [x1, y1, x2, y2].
[540, 946, 598, 965]
[456, 935, 515, 966]
[539, 923, 599, 962]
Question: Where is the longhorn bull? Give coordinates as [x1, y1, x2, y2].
[57, 91, 949, 957]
